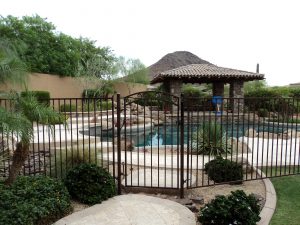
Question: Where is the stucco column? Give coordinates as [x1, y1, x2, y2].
[212, 82, 225, 96]
[229, 81, 244, 113]
[163, 80, 182, 113]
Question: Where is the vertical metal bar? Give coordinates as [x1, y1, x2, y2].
[117, 94, 122, 195]
[294, 98, 299, 174]
[144, 98, 147, 187]
[176, 97, 180, 189]
[111, 97, 116, 178]
[69, 99, 74, 169]
[180, 94, 185, 198]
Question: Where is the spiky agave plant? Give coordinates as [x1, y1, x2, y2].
[192, 121, 231, 156]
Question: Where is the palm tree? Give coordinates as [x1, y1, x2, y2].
[0, 40, 59, 185]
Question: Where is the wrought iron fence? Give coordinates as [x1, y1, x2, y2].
[1, 93, 300, 197]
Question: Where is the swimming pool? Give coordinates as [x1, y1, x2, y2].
[86, 121, 300, 147]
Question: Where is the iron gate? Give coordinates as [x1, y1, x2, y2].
[117, 92, 185, 195]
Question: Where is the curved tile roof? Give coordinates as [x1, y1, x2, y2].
[151, 64, 264, 84]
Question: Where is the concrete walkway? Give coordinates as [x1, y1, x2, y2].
[54, 194, 196, 225]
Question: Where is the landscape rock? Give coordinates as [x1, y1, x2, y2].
[191, 196, 204, 205]
[101, 121, 113, 130]
[232, 156, 253, 173]
[245, 128, 258, 137]
[120, 139, 135, 151]
[186, 204, 199, 213]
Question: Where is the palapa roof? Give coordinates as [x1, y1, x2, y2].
[151, 64, 264, 84]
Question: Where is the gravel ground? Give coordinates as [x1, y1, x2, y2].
[70, 179, 266, 225]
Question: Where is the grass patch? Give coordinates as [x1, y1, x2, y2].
[270, 175, 300, 225]
[259, 166, 300, 177]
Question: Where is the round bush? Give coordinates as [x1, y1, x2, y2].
[198, 190, 261, 225]
[0, 176, 71, 225]
[204, 156, 243, 183]
[65, 163, 116, 204]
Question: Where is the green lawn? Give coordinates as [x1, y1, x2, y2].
[270, 175, 300, 225]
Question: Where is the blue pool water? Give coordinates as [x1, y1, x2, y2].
[85, 122, 300, 147]
[122, 122, 300, 147]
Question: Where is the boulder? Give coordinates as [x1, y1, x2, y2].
[245, 128, 258, 137]
[101, 121, 113, 130]
[232, 156, 253, 174]
[136, 116, 152, 124]
[258, 132, 278, 139]
[153, 119, 164, 126]
[230, 138, 251, 154]
[120, 139, 135, 151]
[283, 129, 300, 139]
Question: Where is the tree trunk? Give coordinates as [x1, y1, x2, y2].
[5, 142, 29, 186]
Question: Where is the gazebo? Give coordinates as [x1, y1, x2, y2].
[150, 63, 264, 112]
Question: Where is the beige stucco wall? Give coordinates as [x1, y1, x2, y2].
[0, 73, 147, 98]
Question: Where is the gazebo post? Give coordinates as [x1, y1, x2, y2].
[229, 81, 244, 113]
[164, 80, 182, 113]
[212, 82, 225, 96]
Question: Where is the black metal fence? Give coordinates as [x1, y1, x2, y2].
[1, 93, 300, 197]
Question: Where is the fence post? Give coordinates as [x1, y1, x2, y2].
[180, 94, 185, 198]
[116, 93, 122, 195]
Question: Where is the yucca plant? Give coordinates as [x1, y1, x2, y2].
[192, 121, 231, 156]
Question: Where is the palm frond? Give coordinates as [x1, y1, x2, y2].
[0, 107, 33, 144]
[0, 40, 28, 85]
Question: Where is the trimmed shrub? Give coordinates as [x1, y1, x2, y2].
[204, 156, 243, 183]
[257, 108, 269, 117]
[198, 190, 261, 225]
[82, 89, 103, 98]
[60, 104, 77, 112]
[21, 91, 50, 106]
[38, 112, 68, 125]
[182, 84, 212, 111]
[59, 101, 112, 112]
[83, 100, 113, 111]
[65, 163, 116, 204]
[0, 176, 71, 225]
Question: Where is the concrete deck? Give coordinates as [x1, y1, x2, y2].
[54, 194, 196, 225]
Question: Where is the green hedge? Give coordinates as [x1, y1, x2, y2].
[182, 85, 212, 111]
[59, 101, 112, 112]
[82, 89, 103, 98]
[205, 156, 243, 183]
[245, 88, 298, 114]
[21, 91, 50, 106]
[59, 104, 78, 112]
[0, 176, 71, 225]
[65, 163, 116, 204]
[198, 190, 261, 225]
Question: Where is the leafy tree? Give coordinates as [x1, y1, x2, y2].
[0, 39, 27, 84]
[0, 15, 116, 77]
[244, 80, 267, 94]
[0, 41, 59, 185]
[117, 56, 149, 84]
